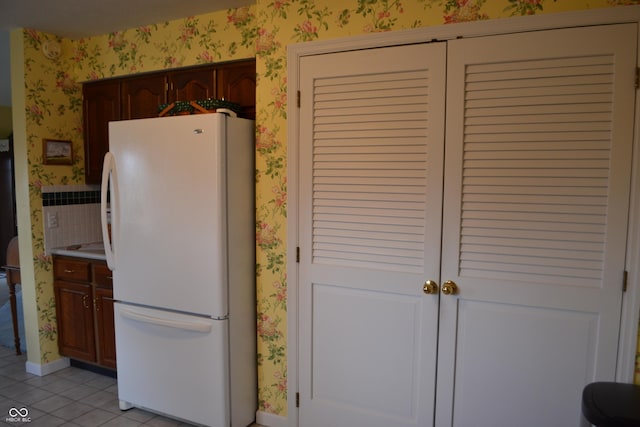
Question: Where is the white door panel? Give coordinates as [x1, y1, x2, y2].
[445, 300, 598, 427]
[311, 284, 426, 422]
[437, 23, 636, 427]
[299, 42, 447, 427]
[297, 23, 637, 427]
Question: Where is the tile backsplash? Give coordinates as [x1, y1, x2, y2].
[42, 184, 103, 255]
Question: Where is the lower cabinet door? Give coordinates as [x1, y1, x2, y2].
[94, 287, 116, 369]
[54, 281, 96, 362]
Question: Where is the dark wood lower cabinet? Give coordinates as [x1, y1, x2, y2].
[54, 280, 96, 362]
[94, 287, 116, 369]
[53, 256, 116, 370]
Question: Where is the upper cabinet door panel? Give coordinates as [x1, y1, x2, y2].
[83, 80, 120, 184]
[217, 60, 256, 119]
[121, 74, 167, 120]
[167, 68, 216, 103]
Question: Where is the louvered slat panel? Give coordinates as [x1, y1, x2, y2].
[462, 194, 606, 205]
[466, 55, 613, 72]
[463, 200, 607, 215]
[465, 168, 609, 178]
[315, 201, 424, 214]
[464, 131, 610, 143]
[315, 213, 424, 227]
[465, 83, 613, 100]
[315, 168, 426, 177]
[315, 129, 429, 139]
[462, 210, 606, 223]
[464, 141, 610, 150]
[465, 149, 609, 160]
[315, 104, 428, 117]
[459, 54, 614, 284]
[315, 191, 424, 203]
[314, 220, 423, 236]
[315, 87, 429, 103]
[461, 218, 605, 233]
[314, 95, 429, 110]
[314, 70, 429, 87]
[315, 228, 424, 243]
[465, 74, 613, 91]
[465, 63, 613, 81]
[466, 93, 612, 108]
[466, 112, 612, 125]
[315, 112, 428, 124]
[462, 183, 608, 196]
[466, 122, 611, 133]
[461, 235, 605, 252]
[465, 103, 612, 117]
[460, 244, 603, 261]
[315, 137, 426, 148]
[312, 71, 429, 271]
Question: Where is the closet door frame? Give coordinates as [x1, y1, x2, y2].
[287, 6, 640, 427]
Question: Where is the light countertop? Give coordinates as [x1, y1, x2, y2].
[50, 242, 107, 261]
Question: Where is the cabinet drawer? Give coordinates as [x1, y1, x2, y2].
[94, 263, 113, 287]
[54, 258, 91, 282]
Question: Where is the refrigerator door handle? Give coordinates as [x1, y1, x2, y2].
[101, 152, 117, 270]
[119, 306, 213, 333]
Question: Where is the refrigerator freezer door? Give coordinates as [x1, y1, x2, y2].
[115, 303, 230, 426]
[108, 114, 229, 316]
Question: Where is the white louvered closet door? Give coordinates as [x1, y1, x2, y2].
[298, 43, 447, 427]
[436, 24, 636, 427]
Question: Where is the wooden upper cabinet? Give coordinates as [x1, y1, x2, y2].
[83, 80, 120, 184]
[121, 73, 167, 120]
[217, 60, 256, 119]
[83, 59, 256, 183]
[168, 67, 216, 103]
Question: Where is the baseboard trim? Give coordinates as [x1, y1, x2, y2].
[255, 410, 287, 427]
[25, 357, 70, 376]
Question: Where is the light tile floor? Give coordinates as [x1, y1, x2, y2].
[0, 346, 262, 427]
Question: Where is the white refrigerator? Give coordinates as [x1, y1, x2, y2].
[101, 113, 256, 427]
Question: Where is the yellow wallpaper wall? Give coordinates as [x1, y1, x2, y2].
[17, 4, 256, 381]
[14, 0, 638, 418]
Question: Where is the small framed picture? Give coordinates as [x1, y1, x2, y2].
[43, 139, 73, 165]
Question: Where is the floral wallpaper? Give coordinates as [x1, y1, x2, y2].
[13, 0, 639, 419]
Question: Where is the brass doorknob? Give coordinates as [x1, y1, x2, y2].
[423, 280, 439, 294]
[441, 280, 458, 295]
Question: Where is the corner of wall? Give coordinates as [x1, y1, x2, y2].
[25, 357, 70, 377]
[256, 410, 287, 427]
[9, 28, 42, 367]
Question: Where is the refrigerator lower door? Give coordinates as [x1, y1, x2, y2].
[115, 303, 229, 427]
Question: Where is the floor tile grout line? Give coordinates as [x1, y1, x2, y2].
[0, 346, 263, 426]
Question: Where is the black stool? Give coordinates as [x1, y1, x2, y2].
[582, 382, 640, 426]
